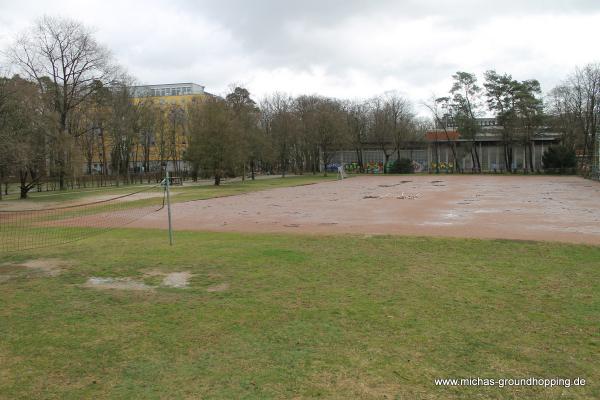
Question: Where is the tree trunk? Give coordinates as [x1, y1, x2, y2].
[383, 152, 391, 174]
[434, 142, 440, 173]
[116, 159, 120, 187]
[58, 117, 67, 190]
[451, 142, 461, 173]
[473, 144, 481, 172]
[503, 144, 510, 173]
[528, 142, 535, 172]
[355, 147, 364, 172]
[19, 170, 29, 199]
[58, 160, 66, 191]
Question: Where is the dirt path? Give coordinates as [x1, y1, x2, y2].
[127, 175, 600, 245]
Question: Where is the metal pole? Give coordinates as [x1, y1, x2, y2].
[166, 171, 173, 245]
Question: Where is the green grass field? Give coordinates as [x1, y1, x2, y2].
[1, 232, 599, 399]
[1, 177, 599, 399]
[0, 175, 336, 205]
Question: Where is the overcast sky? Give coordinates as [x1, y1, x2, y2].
[1, 0, 599, 113]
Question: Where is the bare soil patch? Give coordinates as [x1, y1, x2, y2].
[20, 258, 69, 276]
[144, 270, 192, 288]
[107, 176, 600, 244]
[162, 272, 192, 288]
[84, 277, 153, 291]
[206, 283, 229, 292]
[0, 258, 70, 278]
[85, 270, 194, 291]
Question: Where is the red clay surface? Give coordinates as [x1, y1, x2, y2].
[128, 175, 600, 245]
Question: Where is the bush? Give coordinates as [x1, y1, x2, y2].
[542, 146, 577, 174]
[388, 158, 414, 173]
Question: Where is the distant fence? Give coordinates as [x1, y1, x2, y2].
[0, 172, 174, 197]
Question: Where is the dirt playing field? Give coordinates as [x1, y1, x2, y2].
[129, 175, 600, 245]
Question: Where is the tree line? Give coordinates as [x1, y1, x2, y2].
[0, 17, 429, 196]
[189, 90, 427, 185]
[1, 16, 599, 198]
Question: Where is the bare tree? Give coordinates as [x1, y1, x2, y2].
[547, 85, 580, 150]
[226, 86, 261, 180]
[108, 84, 137, 185]
[0, 75, 55, 198]
[385, 93, 414, 164]
[136, 97, 162, 176]
[369, 96, 395, 170]
[166, 103, 186, 176]
[567, 64, 600, 168]
[263, 93, 298, 177]
[314, 97, 348, 175]
[8, 15, 118, 189]
[423, 96, 461, 173]
[295, 95, 320, 174]
[345, 100, 369, 172]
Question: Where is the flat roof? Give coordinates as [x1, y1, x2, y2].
[131, 83, 204, 88]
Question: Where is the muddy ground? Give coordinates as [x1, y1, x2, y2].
[128, 175, 600, 245]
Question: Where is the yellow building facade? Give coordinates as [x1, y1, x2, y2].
[88, 82, 209, 175]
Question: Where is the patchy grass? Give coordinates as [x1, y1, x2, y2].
[0, 175, 336, 206]
[0, 230, 598, 399]
[0, 175, 339, 254]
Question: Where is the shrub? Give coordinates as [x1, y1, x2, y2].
[388, 158, 414, 173]
[542, 146, 577, 174]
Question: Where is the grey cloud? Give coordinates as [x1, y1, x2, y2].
[1, 0, 600, 105]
